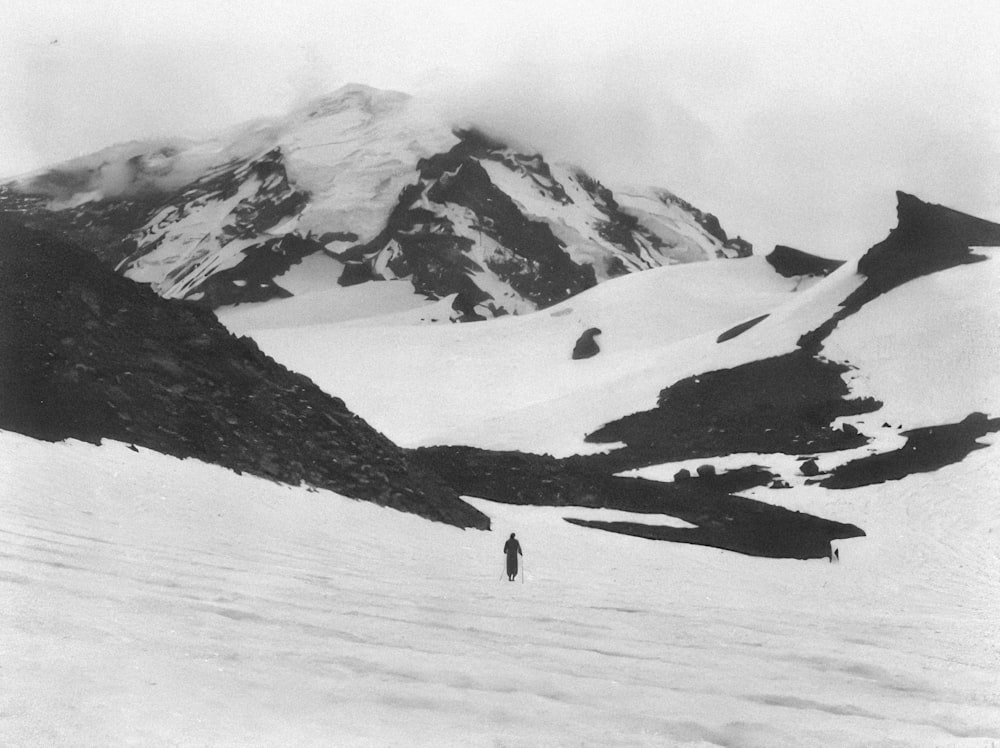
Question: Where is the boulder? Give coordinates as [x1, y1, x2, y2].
[572, 327, 602, 360]
[800, 458, 820, 476]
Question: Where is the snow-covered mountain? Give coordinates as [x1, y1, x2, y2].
[0, 84, 749, 318]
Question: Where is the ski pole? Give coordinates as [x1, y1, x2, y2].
[521, 556, 525, 584]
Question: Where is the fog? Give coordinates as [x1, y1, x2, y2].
[2, 0, 998, 258]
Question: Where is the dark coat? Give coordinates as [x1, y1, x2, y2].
[503, 538, 522, 576]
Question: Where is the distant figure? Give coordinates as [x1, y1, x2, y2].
[503, 533, 523, 581]
[829, 543, 840, 563]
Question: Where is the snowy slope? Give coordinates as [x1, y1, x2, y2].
[3, 430, 998, 746]
[219, 253, 840, 452]
[823, 261, 1000, 431]
[1, 84, 750, 317]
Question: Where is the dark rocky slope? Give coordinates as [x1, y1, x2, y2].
[0, 218, 487, 530]
[585, 351, 881, 467]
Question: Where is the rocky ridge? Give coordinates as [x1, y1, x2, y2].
[0, 218, 488, 530]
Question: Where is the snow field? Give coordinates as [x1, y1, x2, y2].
[3, 432, 999, 746]
[226, 255, 813, 452]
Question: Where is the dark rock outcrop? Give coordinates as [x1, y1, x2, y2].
[799, 193, 1000, 352]
[717, 314, 769, 343]
[857, 193, 1000, 297]
[191, 233, 327, 307]
[766, 245, 845, 278]
[800, 459, 820, 477]
[585, 350, 881, 468]
[0, 218, 488, 530]
[451, 291, 487, 322]
[572, 327, 602, 360]
[822, 413, 1000, 489]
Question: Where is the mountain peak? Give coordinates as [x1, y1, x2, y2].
[1, 84, 750, 317]
[842, 191, 1000, 308]
[890, 191, 1000, 246]
[295, 83, 411, 121]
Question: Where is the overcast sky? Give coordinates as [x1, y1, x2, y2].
[3, 0, 998, 258]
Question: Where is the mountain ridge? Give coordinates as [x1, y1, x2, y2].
[0, 84, 752, 318]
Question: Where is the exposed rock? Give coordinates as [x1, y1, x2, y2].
[822, 412, 1000, 489]
[717, 314, 769, 343]
[451, 291, 487, 322]
[572, 327, 602, 360]
[800, 459, 820, 477]
[674, 469, 692, 481]
[586, 350, 880, 468]
[696, 464, 717, 478]
[766, 245, 845, 278]
[858, 193, 1000, 295]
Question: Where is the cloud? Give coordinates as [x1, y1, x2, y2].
[429, 56, 715, 189]
[3, 0, 998, 257]
[703, 73, 1000, 258]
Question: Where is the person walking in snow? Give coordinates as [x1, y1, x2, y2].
[503, 533, 523, 581]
